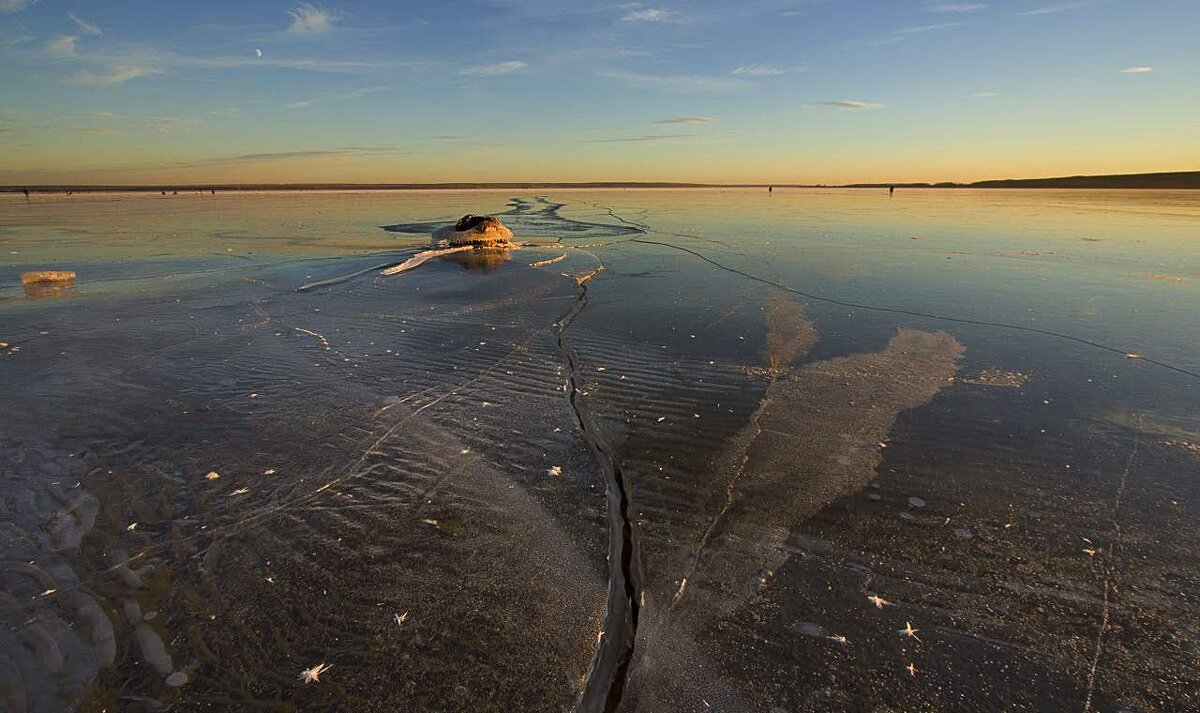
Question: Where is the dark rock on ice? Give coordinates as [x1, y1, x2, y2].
[435, 215, 514, 247]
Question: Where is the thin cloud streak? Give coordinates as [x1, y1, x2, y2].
[1018, 2, 1089, 16]
[337, 144, 406, 154]
[342, 85, 386, 97]
[655, 116, 717, 125]
[925, 3, 987, 11]
[585, 134, 701, 143]
[1119, 66, 1153, 74]
[146, 117, 201, 133]
[853, 19, 963, 47]
[820, 100, 885, 109]
[459, 60, 528, 76]
[731, 64, 796, 76]
[849, 36, 907, 48]
[599, 70, 745, 93]
[549, 46, 650, 62]
[66, 45, 396, 76]
[230, 145, 407, 161]
[68, 126, 119, 134]
[0, 145, 416, 180]
[234, 150, 345, 160]
[285, 85, 386, 109]
[69, 12, 103, 36]
[897, 22, 963, 34]
[65, 66, 158, 85]
[190, 56, 382, 71]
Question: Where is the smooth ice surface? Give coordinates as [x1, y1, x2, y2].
[1, 188, 1197, 712]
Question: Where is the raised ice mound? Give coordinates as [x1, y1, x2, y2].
[434, 215, 514, 247]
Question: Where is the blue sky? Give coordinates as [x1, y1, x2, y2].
[1, 0, 1197, 184]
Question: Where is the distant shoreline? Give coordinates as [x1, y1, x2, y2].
[1, 170, 1197, 193]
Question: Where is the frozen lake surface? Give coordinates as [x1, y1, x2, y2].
[1, 188, 1197, 711]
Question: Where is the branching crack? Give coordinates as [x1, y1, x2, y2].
[1083, 417, 1140, 712]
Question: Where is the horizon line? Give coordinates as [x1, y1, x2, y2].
[3, 169, 1199, 192]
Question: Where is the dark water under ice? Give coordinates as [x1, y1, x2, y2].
[1, 188, 1197, 712]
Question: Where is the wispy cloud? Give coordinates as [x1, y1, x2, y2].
[343, 85, 386, 97]
[52, 112, 208, 136]
[285, 85, 386, 110]
[1119, 66, 1153, 74]
[897, 22, 963, 34]
[66, 66, 158, 85]
[821, 100, 885, 110]
[599, 70, 745, 93]
[925, 3, 987, 11]
[854, 18, 964, 47]
[655, 116, 716, 125]
[850, 36, 907, 48]
[146, 117, 201, 133]
[68, 12, 103, 36]
[207, 107, 239, 117]
[192, 56, 379, 71]
[731, 64, 799, 77]
[622, 8, 676, 23]
[337, 144, 406, 154]
[63, 45, 389, 75]
[1018, 2, 1088, 16]
[459, 60, 527, 76]
[551, 46, 650, 62]
[234, 150, 344, 161]
[0, 0, 38, 13]
[287, 3, 341, 35]
[44, 34, 78, 58]
[586, 134, 700, 143]
[970, 91, 999, 97]
[0, 145, 415, 183]
[0, 24, 33, 47]
[230, 145, 407, 161]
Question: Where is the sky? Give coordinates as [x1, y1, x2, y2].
[0, 0, 1197, 185]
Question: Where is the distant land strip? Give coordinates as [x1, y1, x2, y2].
[2, 171, 1197, 193]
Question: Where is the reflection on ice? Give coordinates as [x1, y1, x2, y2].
[0, 189, 1197, 712]
[621, 299, 966, 710]
[381, 214, 516, 277]
[23, 279, 77, 299]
